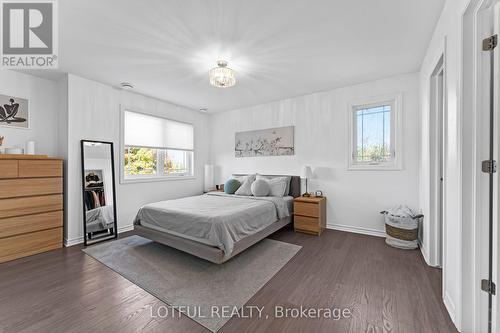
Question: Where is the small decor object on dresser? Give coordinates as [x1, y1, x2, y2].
[0, 95, 29, 129]
[235, 126, 294, 157]
[294, 196, 326, 236]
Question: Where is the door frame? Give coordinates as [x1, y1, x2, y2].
[492, 4, 500, 331]
[462, 0, 499, 331]
[429, 55, 446, 269]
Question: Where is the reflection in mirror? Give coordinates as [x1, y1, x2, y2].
[81, 140, 117, 246]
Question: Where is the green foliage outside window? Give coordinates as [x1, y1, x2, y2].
[124, 147, 157, 175]
[356, 144, 391, 162]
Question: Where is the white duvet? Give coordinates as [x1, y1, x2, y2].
[133, 192, 291, 255]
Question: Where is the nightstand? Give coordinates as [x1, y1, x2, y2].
[204, 189, 224, 194]
[293, 196, 326, 235]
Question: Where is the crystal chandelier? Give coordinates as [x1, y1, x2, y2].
[209, 60, 236, 88]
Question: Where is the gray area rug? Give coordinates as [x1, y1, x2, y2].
[83, 235, 301, 332]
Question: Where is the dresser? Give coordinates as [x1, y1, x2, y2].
[0, 155, 63, 263]
[293, 196, 326, 235]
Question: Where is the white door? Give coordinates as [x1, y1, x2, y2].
[494, 4, 500, 332]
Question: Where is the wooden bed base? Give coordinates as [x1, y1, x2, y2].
[134, 216, 292, 264]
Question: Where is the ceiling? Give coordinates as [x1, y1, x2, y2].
[52, 0, 444, 112]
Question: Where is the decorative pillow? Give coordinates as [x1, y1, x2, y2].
[231, 175, 248, 184]
[264, 177, 288, 197]
[251, 179, 270, 197]
[224, 179, 241, 194]
[256, 175, 291, 196]
[234, 174, 256, 196]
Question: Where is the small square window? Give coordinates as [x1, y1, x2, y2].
[348, 95, 402, 170]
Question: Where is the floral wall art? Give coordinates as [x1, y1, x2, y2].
[0, 94, 29, 129]
[235, 126, 294, 157]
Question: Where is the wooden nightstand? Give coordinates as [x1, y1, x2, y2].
[293, 196, 326, 235]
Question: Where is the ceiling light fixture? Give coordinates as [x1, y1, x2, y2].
[209, 60, 236, 88]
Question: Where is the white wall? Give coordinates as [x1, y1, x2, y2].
[210, 73, 419, 236]
[0, 70, 59, 156]
[63, 74, 210, 245]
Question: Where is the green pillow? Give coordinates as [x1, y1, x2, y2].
[224, 179, 241, 194]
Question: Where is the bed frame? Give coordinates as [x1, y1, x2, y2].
[134, 175, 301, 264]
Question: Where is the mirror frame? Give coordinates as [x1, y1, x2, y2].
[80, 139, 118, 246]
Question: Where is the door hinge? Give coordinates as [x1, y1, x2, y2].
[483, 35, 498, 51]
[482, 279, 496, 295]
[482, 160, 497, 173]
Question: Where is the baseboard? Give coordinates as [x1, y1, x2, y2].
[419, 240, 432, 266]
[64, 224, 134, 247]
[326, 223, 386, 238]
[443, 291, 458, 329]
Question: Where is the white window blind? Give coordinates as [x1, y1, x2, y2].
[124, 111, 194, 150]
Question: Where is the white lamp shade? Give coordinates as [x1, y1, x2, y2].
[204, 165, 214, 192]
[301, 166, 313, 179]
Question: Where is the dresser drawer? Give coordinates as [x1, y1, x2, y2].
[0, 178, 63, 199]
[0, 227, 62, 263]
[294, 202, 319, 217]
[0, 194, 63, 219]
[294, 215, 320, 233]
[0, 211, 63, 238]
[19, 160, 63, 178]
[0, 160, 18, 179]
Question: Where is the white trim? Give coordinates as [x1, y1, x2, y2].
[63, 224, 134, 247]
[120, 175, 196, 184]
[444, 290, 458, 326]
[428, 50, 446, 269]
[326, 223, 386, 238]
[347, 93, 404, 171]
[419, 241, 432, 267]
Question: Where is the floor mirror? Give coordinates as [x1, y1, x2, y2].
[81, 140, 118, 246]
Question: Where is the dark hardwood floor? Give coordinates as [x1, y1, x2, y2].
[0, 228, 457, 333]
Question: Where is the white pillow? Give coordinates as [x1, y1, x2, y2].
[264, 177, 288, 197]
[251, 179, 270, 197]
[256, 175, 291, 196]
[234, 174, 256, 196]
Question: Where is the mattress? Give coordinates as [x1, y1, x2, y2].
[134, 193, 292, 255]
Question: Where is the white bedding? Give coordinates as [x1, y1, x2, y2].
[86, 205, 114, 233]
[134, 193, 292, 254]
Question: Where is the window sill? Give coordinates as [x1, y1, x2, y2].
[120, 175, 196, 184]
[347, 164, 403, 171]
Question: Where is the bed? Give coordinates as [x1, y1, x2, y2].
[134, 175, 300, 263]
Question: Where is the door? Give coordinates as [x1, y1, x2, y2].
[487, 5, 499, 332]
[494, 4, 500, 332]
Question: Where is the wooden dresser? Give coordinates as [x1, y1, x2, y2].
[0, 155, 63, 263]
[294, 196, 326, 236]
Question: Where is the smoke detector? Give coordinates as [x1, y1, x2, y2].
[199, 108, 208, 113]
[120, 82, 134, 89]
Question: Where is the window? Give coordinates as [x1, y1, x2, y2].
[348, 95, 402, 170]
[122, 109, 194, 182]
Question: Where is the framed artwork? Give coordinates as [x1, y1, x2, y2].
[235, 126, 295, 157]
[0, 94, 29, 129]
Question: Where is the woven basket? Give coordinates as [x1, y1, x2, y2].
[381, 210, 423, 250]
[385, 223, 418, 241]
